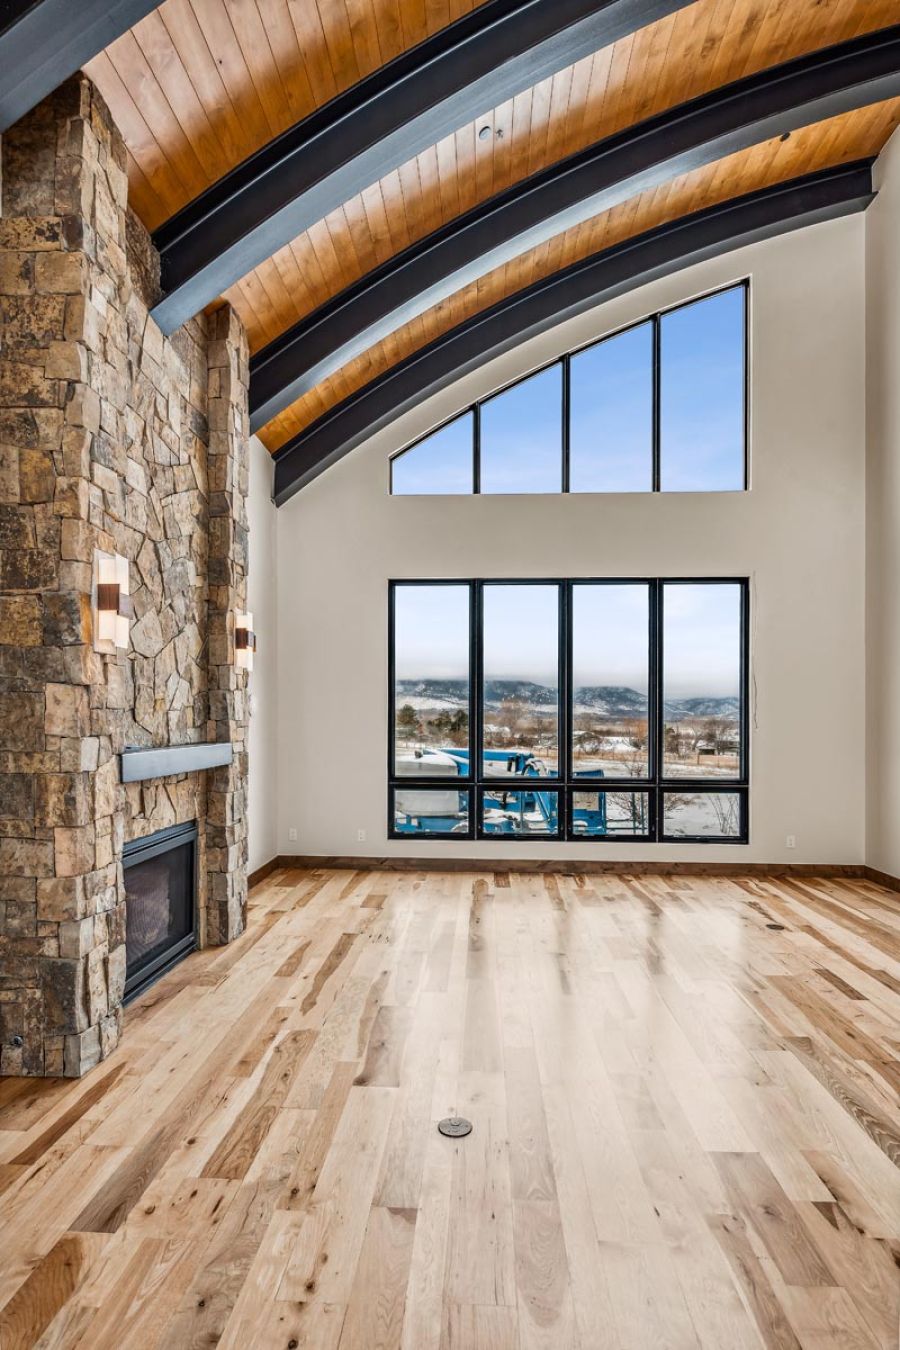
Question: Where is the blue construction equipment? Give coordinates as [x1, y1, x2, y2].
[393, 747, 648, 836]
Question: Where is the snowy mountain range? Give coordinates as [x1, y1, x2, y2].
[396, 679, 739, 720]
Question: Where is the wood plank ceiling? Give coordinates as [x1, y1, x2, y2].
[84, 0, 900, 462]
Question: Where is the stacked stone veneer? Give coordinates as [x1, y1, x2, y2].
[0, 77, 250, 1077]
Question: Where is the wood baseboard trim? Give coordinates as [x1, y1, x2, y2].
[266, 853, 867, 878]
[248, 857, 279, 889]
[863, 864, 900, 893]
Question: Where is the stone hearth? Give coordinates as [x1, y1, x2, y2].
[0, 77, 251, 1077]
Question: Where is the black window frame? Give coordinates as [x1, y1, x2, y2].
[388, 280, 750, 496]
[389, 577, 750, 844]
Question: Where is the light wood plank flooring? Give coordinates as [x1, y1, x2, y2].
[0, 869, 898, 1349]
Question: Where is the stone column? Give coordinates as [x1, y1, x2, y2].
[205, 306, 250, 946]
[0, 78, 251, 1078]
[0, 79, 129, 1076]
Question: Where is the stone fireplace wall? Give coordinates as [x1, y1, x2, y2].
[0, 77, 250, 1077]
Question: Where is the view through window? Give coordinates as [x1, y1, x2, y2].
[390, 580, 748, 841]
[390, 283, 747, 495]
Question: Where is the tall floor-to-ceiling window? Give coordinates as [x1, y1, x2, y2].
[390, 580, 749, 842]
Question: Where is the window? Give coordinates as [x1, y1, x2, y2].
[392, 583, 471, 777]
[390, 412, 474, 494]
[389, 283, 747, 495]
[570, 321, 653, 492]
[482, 583, 559, 775]
[389, 579, 748, 842]
[480, 365, 563, 493]
[660, 287, 746, 491]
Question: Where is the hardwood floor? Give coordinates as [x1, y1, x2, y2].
[0, 869, 898, 1348]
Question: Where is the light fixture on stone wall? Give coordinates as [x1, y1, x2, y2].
[235, 612, 256, 671]
[94, 551, 132, 652]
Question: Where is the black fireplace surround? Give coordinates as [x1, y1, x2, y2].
[123, 820, 198, 1002]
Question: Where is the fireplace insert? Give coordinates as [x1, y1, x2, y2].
[123, 820, 198, 1002]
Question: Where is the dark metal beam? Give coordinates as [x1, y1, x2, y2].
[252, 26, 900, 432]
[272, 161, 875, 506]
[0, 0, 162, 132]
[149, 0, 697, 333]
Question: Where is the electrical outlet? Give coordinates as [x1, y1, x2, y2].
[786, 834, 796, 850]
[288, 827, 297, 842]
[357, 829, 367, 843]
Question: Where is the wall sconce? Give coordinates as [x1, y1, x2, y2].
[94, 551, 132, 652]
[235, 612, 256, 672]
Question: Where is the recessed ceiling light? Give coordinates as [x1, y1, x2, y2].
[478, 125, 491, 141]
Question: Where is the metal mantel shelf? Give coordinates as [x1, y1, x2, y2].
[120, 742, 233, 784]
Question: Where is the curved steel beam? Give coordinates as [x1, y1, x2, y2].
[0, 0, 162, 132]
[149, 0, 697, 334]
[272, 160, 875, 506]
[251, 26, 900, 432]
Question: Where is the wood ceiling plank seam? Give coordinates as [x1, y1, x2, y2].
[506, 86, 536, 192]
[594, 32, 638, 157]
[620, 17, 664, 131]
[561, 52, 596, 156]
[396, 155, 430, 250]
[107, 31, 210, 208]
[359, 178, 399, 268]
[308, 212, 356, 305]
[231, 276, 269, 350]
[316, 0, 364, 93]
[158, 0, 252, 171]
[343, 0, 388, 79]
[332, 192, 375, 285]
[399, 0, 428, 48]
[271, 242, 315, 325]
[703, 0, 754, 89]
[544, 60, 578, 173]
[187, 0, 273, 151]
[285, 0, 339, 106]
[252, 257, 302, 342]
[488, 94, 517, 197]
[473, 111, 499, 206]
[435, 126, 464, 222]
[234, 271, 282, 348]
[524, 70, 556, 179]
[630, 5, 679, 126]
[410, 141, 443, 238]
[131, 12, 224, 192]
[458, 119, 481, 215]
[288, 225, 334, 314]
[375, 0, 406, 64]
[576, 44, 617, 148]
[254, 0, 316, 126]
[724, 1, 769, 85]
[222, 0, 294, 141]
[377, 167, 415, 255]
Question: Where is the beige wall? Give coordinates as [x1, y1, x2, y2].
[247, 436, 279, 874]
[275, 216, 868, 864]
[866, 128, 900, 879]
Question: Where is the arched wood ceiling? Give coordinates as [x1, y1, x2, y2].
[84, 0, 495, 231]
[263, 100, 900, 454]
[69, 0, 900, 495]
[220, 0, 900, 354]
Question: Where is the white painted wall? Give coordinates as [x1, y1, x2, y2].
[246, 435, 279, 874]
[273, 216, 868, 864]
[866, 128, 900, 879]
